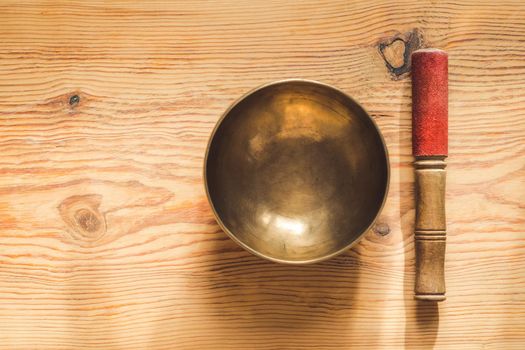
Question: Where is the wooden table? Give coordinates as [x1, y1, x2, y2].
[1, 1, 524, 349]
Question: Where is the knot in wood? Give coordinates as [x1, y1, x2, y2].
[381, 39, 406, 69]
[74, 208, 101, 233]
[69, 94, 80, 106]
[378, 28, 424, 79]
[58, 194, 106, 242]
[373, 222, 391, 236]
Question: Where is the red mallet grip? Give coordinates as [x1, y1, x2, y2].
[411, 48, 448, 301]
[412, 49, 448, 156]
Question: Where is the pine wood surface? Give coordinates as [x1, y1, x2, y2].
[0, 1, 524, 349]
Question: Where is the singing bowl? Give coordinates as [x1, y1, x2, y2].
[205, 80, 389, 264]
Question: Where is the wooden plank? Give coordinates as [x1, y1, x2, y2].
[0, 0, 524, 348]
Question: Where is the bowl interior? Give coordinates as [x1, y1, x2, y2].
[205, 80, 388, 263]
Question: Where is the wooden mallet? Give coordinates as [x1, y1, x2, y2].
[411, 48, 448, 301]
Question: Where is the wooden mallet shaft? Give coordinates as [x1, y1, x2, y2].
[411, 48, 448, 301]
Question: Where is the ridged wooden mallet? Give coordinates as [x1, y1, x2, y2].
[411, 48, 448, 301]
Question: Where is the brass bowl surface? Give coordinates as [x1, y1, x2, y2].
[205, 80, 389, 264]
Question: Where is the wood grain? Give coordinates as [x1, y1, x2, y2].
[1, 0, 524, 349]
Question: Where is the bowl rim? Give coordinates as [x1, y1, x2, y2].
[203, 78, 390, 264]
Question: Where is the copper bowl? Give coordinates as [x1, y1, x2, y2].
[204, 80, 389, 264]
